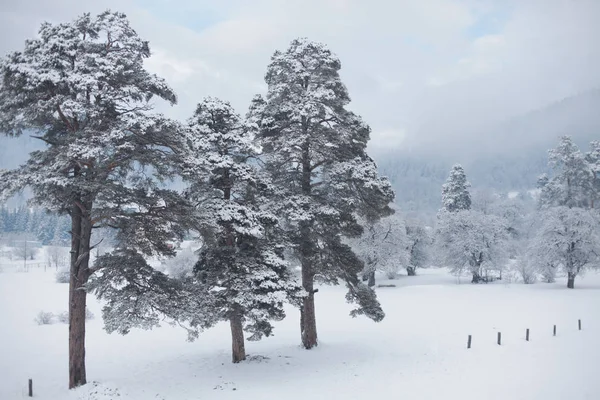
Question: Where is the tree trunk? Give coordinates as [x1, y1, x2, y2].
[229, 305, 246, 363]
[301, 258, 318, 349]
[471, 272, 481, 283]
[567, 272, 576, 289]
[68, 198, 92, 389]
[367, 271, 376, 287]
[299, 135, 318, 349]
[406, 266, 416, 276]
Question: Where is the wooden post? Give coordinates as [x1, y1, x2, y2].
[578, 319, 582, 331]
[553, 325, 556, 336]
[526, 328, 530, 341]
[467, 334, 472, 349]
[497, 332, 501, 345]
[28, 379, 32, 397]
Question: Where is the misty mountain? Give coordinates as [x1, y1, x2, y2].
[376, 89, 600, 218]
[1, 89, 598, 216]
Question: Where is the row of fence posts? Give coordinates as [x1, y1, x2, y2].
[467, 319, 582, 349]
[24, 319, 585, 395]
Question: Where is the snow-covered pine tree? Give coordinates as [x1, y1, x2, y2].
[405, 221, 431, 276]
[249, 38, 394, 349]
[539, 136, 593, 209]
[531, 137, 600, 288]
[441, 164, 471, 212]
[0, 12, 193, 388]
[586, 140, 600, 209]
[182, 97, 303, 362]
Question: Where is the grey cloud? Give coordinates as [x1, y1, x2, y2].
[0, 0, 598, 162]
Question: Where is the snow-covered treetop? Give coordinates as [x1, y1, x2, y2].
[540, 136, 594, 209]
[0, 10, 176, 137]
[0, 11, 192, 256]
[255, 38, 394, 224]
[587, 141, 600, 173]
[441, 164, 471, 212]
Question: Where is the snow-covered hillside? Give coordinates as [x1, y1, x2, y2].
[1, 265, 599, 400]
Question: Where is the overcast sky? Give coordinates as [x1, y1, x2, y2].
[1, 0, 599, 156]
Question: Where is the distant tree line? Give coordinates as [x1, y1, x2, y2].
[0, 206, 70, 245]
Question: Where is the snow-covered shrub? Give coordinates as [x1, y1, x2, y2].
[55, 268, 70, 283]
[35, 311, 55, 325]
[385, 269, 399, 280]
[540, 266, 557, 283]
[56, 308, 94, 324]
[516, 262, 537, 284]
[57, 311, 69, 324]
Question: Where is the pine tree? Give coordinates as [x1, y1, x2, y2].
[0, 12, 192, 388]
[182, 97, 303, 362]
[540, 136, 593, 209]
[441, 164, 471, 212]
[531, 137, 600, 288]
[249, 38, 394, 349]
[586, 140, 600, 209]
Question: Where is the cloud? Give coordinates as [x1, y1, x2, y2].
[0, 0, 598, 161]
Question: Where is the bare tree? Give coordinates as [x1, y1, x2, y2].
[47, 245, 69, 270]
[12, 239, 39, 262]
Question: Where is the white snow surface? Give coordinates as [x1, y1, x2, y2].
[1, 254, 599, 399]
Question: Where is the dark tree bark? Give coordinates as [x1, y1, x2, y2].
[68, 196, 93, 389]
[299, 136, 318, 349]
[471, 272, 481, 283]
[300, 264, 318, 349]
[567, 272, 576, 289]
[222, 171, 248, 362]
[229, 304, 246, 363]
[367, 271, 376, 287]
[406, 266, 416, 276]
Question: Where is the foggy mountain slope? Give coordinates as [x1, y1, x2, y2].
[1, 89, 598, 215]
[376, 89, 600, 217]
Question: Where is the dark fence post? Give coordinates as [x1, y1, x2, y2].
[497, 332, 501, 345]
[28, 379, 32, 397]
[526, 328, 529, 341]
[467, 335, 472, 349]
[578, 319, 582, 331]
[553, 325, 556, 336]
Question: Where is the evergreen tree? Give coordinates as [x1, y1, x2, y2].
[0, 12, 192, 388]
[539, 136, 593, 209]
[531, 137, 600, 288]
[441, 164, 471, 212]
[249, 38, 394, 349]
[586, 140, 600, 209]
[182, 97, 303, 362]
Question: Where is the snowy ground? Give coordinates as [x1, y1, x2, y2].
[1, 252, 599, 399]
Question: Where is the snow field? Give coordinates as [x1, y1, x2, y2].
[1, 266, 599, 399]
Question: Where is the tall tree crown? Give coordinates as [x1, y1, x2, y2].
[441, 164, 471, 212]
[252, 38, 394, 323]
[540, 136, 593, 209]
